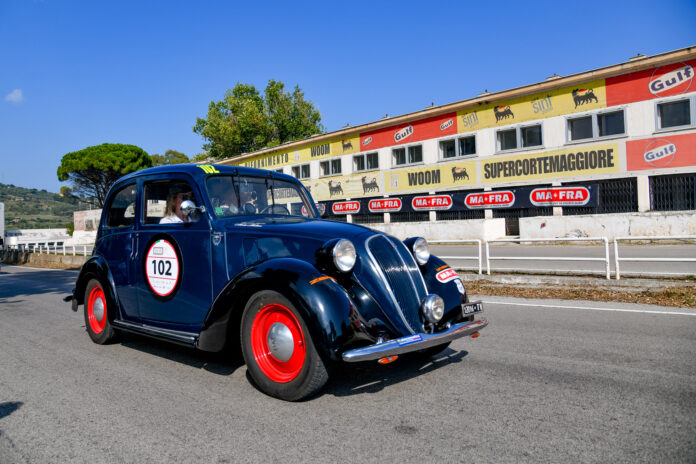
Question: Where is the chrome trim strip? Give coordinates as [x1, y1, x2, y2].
[342, 319, 488, 362]
[112, 319, 198, 345]
[365, 235, 416, 334]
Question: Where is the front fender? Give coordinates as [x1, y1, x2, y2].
[73, 255, 121, 320]
[420, 255, 468, 323]
[197, 258, 358, 362]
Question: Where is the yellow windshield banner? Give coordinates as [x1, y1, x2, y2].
[481, 142, 619, 183]
[385, 160, 477, 193]
[458, 79, 607, 133]
[240, 135, 360, 169]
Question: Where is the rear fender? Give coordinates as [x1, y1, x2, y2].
[197, 258, 357, 362]
[73, 255, 121, 321]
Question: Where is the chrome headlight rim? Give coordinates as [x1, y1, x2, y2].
[412, 237, 430, 265]
[422, 294, 445, 323]
[332, 239, 357, 273]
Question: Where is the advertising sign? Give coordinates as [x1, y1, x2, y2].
[529, 186, 591, 207]
[331, 200, 360, 215]
[411, 195, 453, 211]
[606, 60, 696, 106]
[241, 135, 360, 169]
[626, 133, 696, 171]
[360, 113, 458, 151]
[308, 171, 385, 202]
[385, 159, 476, 193]
[481, 143, 619, 184]
[457, 80, 607, 133]
[368, 198, 402, 213]
[464, 191, 516, 209]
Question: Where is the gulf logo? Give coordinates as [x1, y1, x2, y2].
[643, 139, 677, 168]
[440, 119, 453, 131]
[362, 136, 373, 147]
[394, 125, 414, 143]
[649, 63, 694, 97]
[436, 267, 459, 283]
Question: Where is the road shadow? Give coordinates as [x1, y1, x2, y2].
[117, 332, 243, 376]
[0, 268, 76, 305]
[0, 402, 23, 420]
[323, 348, 469, 398]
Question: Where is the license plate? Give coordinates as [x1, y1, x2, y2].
[462, 301, 483, 315]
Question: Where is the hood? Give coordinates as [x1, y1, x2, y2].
[225, 217, 374, 242]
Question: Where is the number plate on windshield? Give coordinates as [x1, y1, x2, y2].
[462, 301, 483, 315]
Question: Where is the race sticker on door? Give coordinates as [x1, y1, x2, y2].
[146, 239, 180, 297]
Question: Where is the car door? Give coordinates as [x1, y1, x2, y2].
[98, 181, 140, 320]
[134, 176, 214, 329]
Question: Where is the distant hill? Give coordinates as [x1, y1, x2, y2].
[0, 183, 86, 229]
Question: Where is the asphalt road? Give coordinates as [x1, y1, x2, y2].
[431, 243, 696, 277]
[1, 265, 695, 463]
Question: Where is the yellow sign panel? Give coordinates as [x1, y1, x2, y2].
[385, 160, 477, 193]
[458, 80, 607, 133]
[240, 135, 360, 169]
[307, 171, 384, 201]
[481, 143, 619, 184]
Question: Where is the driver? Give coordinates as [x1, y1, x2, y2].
[160, 186, 195, 224]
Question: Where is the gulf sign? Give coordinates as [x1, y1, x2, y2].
[411, 195, 453, 211]
[331, 201, 360, 215]
[368, 198, 402, 213]
[464, 191, 515, 209]
[530, 187, 590, 207]
[606, 60, 696, 106]
[360, 112, 457, 150]
[627, 133, 696, 171]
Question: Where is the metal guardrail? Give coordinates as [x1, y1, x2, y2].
[613, 235, 696, 280]
[430, 240, 482, 275]
[9, 242, 93, 256]
[486, 237, 611, 280]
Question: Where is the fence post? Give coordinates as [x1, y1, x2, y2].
[614, 238, 620, 280]
[603, 238, 610, 280]
[83, 245, 87, 256]
[477, 240, 482, 275]
[72, 246, 75, 257]
[485, 241, 491, 275]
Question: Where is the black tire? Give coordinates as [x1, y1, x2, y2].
[240, 290, 328, 401]
[83, 278, 117, 344]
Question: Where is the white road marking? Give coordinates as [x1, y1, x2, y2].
[0, 264, 79, 273]
[481, 300, 696, 316]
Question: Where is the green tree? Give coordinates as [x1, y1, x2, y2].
[151, 149, 190, 166]
[57, 143, 152, 208]
[193, 80, 324, 160]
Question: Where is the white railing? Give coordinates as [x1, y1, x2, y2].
[613, 235, 696, 280]
[486, 237, 611, 280]
[430, 240, 482, 274]
[8, 242, 93, 256]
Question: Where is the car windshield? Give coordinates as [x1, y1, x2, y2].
[206, 175, 317, 218]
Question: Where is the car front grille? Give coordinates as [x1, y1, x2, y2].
[366, 235, 426, 334]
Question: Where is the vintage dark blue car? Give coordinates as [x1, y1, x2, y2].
[68, 164, 487, 400]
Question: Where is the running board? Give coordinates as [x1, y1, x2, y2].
[112, 320, 198, 347]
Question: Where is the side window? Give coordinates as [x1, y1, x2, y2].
[106, 184, 136, 228]
[143, 180, 199, 225]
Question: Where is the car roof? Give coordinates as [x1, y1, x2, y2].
[117, 163, 298, 185]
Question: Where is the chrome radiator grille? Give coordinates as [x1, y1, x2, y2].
[366, 235, 426, 333]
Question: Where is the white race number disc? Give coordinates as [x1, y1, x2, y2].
[145, 239, 180, 297]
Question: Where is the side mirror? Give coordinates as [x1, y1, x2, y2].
[180, 200, 206, 221]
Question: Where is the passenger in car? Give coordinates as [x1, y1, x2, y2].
[160, 186, 194, 224]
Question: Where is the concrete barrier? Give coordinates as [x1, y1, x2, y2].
[1, 249, 87, 269]
[365, 218, 506, 241]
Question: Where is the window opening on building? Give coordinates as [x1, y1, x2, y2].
[568, 109, 626, 141]
[292, 164, 310, 179]
[657, 99, 692, 129]
[320, 159, 342, 176]
[440, 136, 476, 159]
[393, 145, 423, 166]
[354, 152, 379, 171]
[650, 173, 696, 211]
[497, 125, 542, 152]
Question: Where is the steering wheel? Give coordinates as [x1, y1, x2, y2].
[260, 204, 290, 215]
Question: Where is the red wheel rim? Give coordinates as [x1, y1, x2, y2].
[87, 286, 107, 334]
[250, 303, 306, 383]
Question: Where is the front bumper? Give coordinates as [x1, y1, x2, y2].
[341, 318, 488, 362]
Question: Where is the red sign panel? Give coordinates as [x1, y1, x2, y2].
[332, 201, 360, 214]
[606, 60, 696, 106]
[360, 112, 457, 150]
[411, 195, 453, 211]
[436, 268, 459, 283]
[530, 187, 590, 206]
[626, 133, 696, 171]
[464, 191, 515, 209]
[368, 198, 402, 213]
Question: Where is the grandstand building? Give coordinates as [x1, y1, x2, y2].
[220, 47, 696, 239]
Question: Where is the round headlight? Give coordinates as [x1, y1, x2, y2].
[333, 239, 356, 273]
[422, 294, 445, 323]
[412, 237, 430, 265]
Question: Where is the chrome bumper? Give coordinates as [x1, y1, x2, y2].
[341, 319, 488, 363]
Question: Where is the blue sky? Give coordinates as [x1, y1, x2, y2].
[1, 0, 695, 192]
